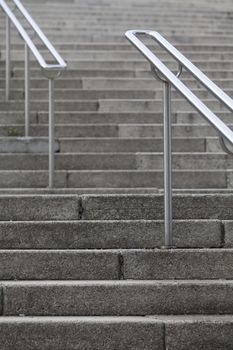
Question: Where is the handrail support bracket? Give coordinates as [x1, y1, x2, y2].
[219, 135, 233, 156]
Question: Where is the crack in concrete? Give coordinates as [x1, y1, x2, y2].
[118, 253, 125, 280]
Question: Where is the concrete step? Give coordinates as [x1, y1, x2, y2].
[1, 42, 233, 51]
[97, 99, 229, 112]
[1, 77, 233, 90]
[0, 188, 232, 195]
[0, 316, 164, 350]
[2, 88, 233, 101]
[0, 315, 232, 349]
[2, 51, 233, 62]
[79, 194, 233, 220]
[1, 111, 232, 125]
[1, 187, 233, 194]
[0, 248, 233, 280]
[177, 111, 233, 124]
[0, 98, 230, 114]
[0, 123, 231, 138]
[123, 249, 233, 279]
[0, 138, 59, 153]
[2, 34, 233, 44]
[10, 68, 137, 78]
[0, 111, 166, 124]
[0, 195, 79, 221]
[7, 67, 233, 79]
[3, 59, 233, 70]
[1, 89, 156, 100]
[137, 69, 233, 79]
[0, 169, 229, 189]
[0, 250, 121, 280]
[4, 50, 233, 62]
[0, 194, 233, 221]
[81, 77, 233, 90]
[59, 137, 206, 153]
[0, 100, 99, 112]
[2, 280, 233, 315]
[0, 33, 232, 46]
[0, 152, 231, 171]
[0, 220, 222, 249]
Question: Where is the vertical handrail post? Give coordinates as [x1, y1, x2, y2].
[6, 15, 11, 101]
[48, 78, 55, 188]
[163, 81, 173, 248]
[25, 43, 30, 137]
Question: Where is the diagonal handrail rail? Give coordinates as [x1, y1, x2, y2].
[125, 30, 233, 248]
[0, 0, 67, 188]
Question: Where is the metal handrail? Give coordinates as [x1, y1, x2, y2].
[125, 30, 233, 248]
[0, 0, 67, 188]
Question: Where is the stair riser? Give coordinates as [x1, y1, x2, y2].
[0, 318, 164, 350]
[0, 195, 233, 220]
[0, 153, 231, 170]
[0, 220, 221, 248]
[2, 281, 233, 315]
[0, 170, 228, 189]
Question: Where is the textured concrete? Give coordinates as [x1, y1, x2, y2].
[0, 138, 60, 153]
[223, 220, 233, 247]
[67, 170, 227, 189]
[123, 249, 233, 279]
[59, 137, 205, 153]
[0, 171, 67, 188]
[81, 194, 233, 220]
[0, 317, 164, 350]
[3, 280, 233, 316]
[0, 195, 79, 221]
[0, 169, 230, 188]
[0, 151, 232, 171]
[0, 250, 119, 280]
[0, 219, 222, 249]
[163, 315, 233, 349]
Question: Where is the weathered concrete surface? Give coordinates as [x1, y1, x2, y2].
[123, 249, 233, 279]
[0, 317, 164, 350]
[222, 220, 233, 247]
[162, 315, 233, 350]
[80, 194, 233, 220]
[0, 250, 119, 280]
[3, 280, 233, 316]
[0, 219, 222, 249]
[0, 138, 59, 153]
[0, 195, 80, 221]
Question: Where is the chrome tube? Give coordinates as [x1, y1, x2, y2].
[5, 15, 10, 101]
[25, 44, 30, 137]
[48, 78, 55, 189]
[163, 82, 173, 248]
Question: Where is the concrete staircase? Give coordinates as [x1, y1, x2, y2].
[1, 0, 233, 192]
[0, 0, 233, 348]
[1, 193, 233, 349]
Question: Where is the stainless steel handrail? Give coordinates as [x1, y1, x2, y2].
[0, 0, 67, 188]
[125, 30, 233, 248]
